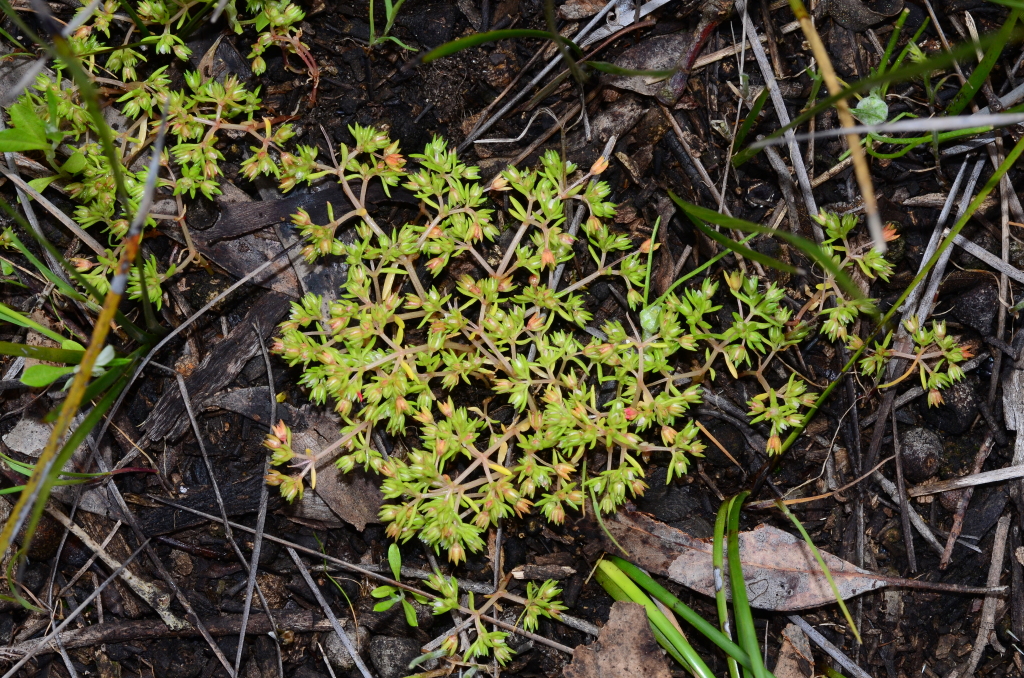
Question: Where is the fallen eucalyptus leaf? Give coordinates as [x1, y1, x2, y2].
[774, 624, 814, 678]
[563, 601, 673, 678]
[600, 506, 1004, 610]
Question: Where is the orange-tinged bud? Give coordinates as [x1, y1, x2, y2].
[590, 156, 609, 175]
[69, 257, 94, 271]
[489, 175, 510, 191]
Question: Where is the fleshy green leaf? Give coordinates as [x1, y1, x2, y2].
[20, 364, 76, 388]
[853, 92, 888, 125]
[401, 597, 419, 627]
[388, 542, 402, 580]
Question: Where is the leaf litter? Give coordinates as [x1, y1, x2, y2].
[599, 506, 1005, 610]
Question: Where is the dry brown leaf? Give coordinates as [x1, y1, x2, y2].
[773, 624, 814, 678]
[601, 507, 987, 611]
[563, 601, 673, 678]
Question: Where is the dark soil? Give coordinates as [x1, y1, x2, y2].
[2, 0, 1024, 677]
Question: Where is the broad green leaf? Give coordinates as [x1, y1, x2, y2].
[371, 585, 396, 598]
[21, 364, 76, 388]
[388, 542, 402, 580]
[373, 598, 399, 612]
[0, 129, 49, 153]
[6, 100, 47, 147]
[402, 597, 419, 627]
[61, 151, 87, 174]
[640, 305, 661, 335]
[27, 176, 61, 194]
[853, 92, 888, 125]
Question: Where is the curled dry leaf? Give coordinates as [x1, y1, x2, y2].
[600, 507, 1001, 611]
[563, 601, 673, 678]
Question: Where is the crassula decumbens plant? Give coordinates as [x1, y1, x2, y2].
[264, 126, 971, 563]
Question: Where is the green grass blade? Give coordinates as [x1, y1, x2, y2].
[115, 0, 150, 36]
[774, 499, 861, 643]
[609, 556, 758, 672]
[650, 233, 757, 309]
[643, 216, 660, 306]
[596, 560, 716, 678]
[420, 30, 582, 63]
[8, 368, 128, 597]
[727, 492, 768, 678]
[778, 123, 1024, 455]
[689, 217, 801, 276]
[594, 564, 696, 672]
[947, 9, 1020, 116]
[0, 200, 154, 344]
[672, 193, 867, 305]
[590, 488, 630, 556]
[0, 302, 70, 345]
[733, 87, 771, 151]
[0, 341, 85, 364]
[732, 32, 1021, 166]
[544, 0, 586, 86]
[714, 499, 743, 678]
[877, 9, 909, 79]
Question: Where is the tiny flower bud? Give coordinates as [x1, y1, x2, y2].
[590, 156, 609, 175]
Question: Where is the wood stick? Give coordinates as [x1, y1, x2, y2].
[908, 459, 1024, 497]
[1, 611, 334, 660]
[963, 515, 1011, 678]
[940, 433, 996, 569]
